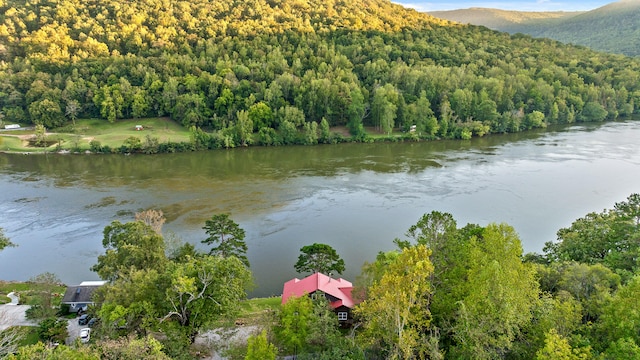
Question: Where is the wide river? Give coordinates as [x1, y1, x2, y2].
[1, 121, 639, 296]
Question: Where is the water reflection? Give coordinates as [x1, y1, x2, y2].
[1, 121, 639, 296]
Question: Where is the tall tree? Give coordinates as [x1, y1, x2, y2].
[449, 223, 539, 359]
[294, 243, 345, 275]
[25, 272, 62, 320]
[275, 295, 314, 356]
[161, 254, 252, 341]
[234, 110, 254, 146]
[202, 213, 249, 267]
[65, 99, 80, 127]
[598, 275, 640, 348]
[92, 220, 167, 281]
[356, 244, 437, 360]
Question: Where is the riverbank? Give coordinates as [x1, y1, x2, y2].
[0, 118, 191, 154]
[2, 120, 640, 296]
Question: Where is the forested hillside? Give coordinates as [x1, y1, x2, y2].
[1, 0, 640, 148]
[530, 0, 640, 57]
[430, 8, 579, 32]
[432, 1, 640, 57]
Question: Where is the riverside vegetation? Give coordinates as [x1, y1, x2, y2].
[0, 0, 640, 153]
[2, 195, 640, 359]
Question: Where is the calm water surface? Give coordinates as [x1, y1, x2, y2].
[1, 121, 639, 296]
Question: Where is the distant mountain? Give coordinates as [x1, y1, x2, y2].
[429, 8, 581, 31]
[431, 0, 640, 57]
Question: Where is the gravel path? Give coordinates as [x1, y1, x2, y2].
[0, 292, 36, 331]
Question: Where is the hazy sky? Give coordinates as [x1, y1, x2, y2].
[393, 0, 615, 12]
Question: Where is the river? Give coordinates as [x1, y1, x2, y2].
[1, 121, 639, 296]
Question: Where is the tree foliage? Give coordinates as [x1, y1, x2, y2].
[37, 318, 68, 343]
[0, 228, 15, 251]
[245, 330, 277, 360]
[94, 335, 171, 360]
[294, 243, 345, 275]
[448, 224, 539, 359]
[161, 255, 253, 337]
[7, 343, 99, 360]
[356, 244, 436, 359]
[544, 193, 640, 276]
[0, 0, 638, 149]
[535, 329, 591, 360]
[275, 295, 314, 356]
[92, 220, 167, 281]
[202, 214, 249, 267]
[25, 272, 62, 320]
[0, 310, 23, 358]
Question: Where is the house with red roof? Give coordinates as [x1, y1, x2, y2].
[282, 272, 358, 325]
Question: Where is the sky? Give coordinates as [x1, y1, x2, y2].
[393, 0, 616, 12]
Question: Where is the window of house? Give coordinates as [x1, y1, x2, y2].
[337, 312, 348, 321]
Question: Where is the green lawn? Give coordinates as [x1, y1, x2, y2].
[238, 297, 281, 315]
[231, 296, 281, 327]
[0, 118, 191, 153]
[0, 281, 67, 305]
[0, 282, 32, 304]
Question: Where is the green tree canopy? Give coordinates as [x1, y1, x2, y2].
[0, 227, 16, 251]
[294, 243, 346, 275]
[161, 254, 253, 339]
[245, 330, 277, 360]
[202, 213, 249, 267]
[544, 193, 640, 276]
[356, 244, 436, 360]
[91, 220, 167, 281]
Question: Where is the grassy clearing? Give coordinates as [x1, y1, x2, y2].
[0, 118, 191, 153]
[0, 281, 66, 305]
[230, 297, 281, 327]
[239, 297, 281, 315]
[0, 282, 32, 304]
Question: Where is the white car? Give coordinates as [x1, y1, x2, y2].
[79, 328, 91, 343]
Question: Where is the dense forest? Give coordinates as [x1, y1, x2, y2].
[3, 194, 640, 359]
[1, 0, 640, 148]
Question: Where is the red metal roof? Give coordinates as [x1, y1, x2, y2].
[281, 272, 356, 309]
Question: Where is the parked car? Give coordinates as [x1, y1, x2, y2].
[87, 318, 97, 327]
[78, 314, 89, 325]
[79, 328, 91, 343]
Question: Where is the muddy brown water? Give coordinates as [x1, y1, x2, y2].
[1, 121, 640, 296]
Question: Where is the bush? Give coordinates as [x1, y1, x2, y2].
[89, 140, 102, 153]
[38, 318, 68, 343]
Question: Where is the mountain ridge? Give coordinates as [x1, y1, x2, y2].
[429, 0, 640, 56]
